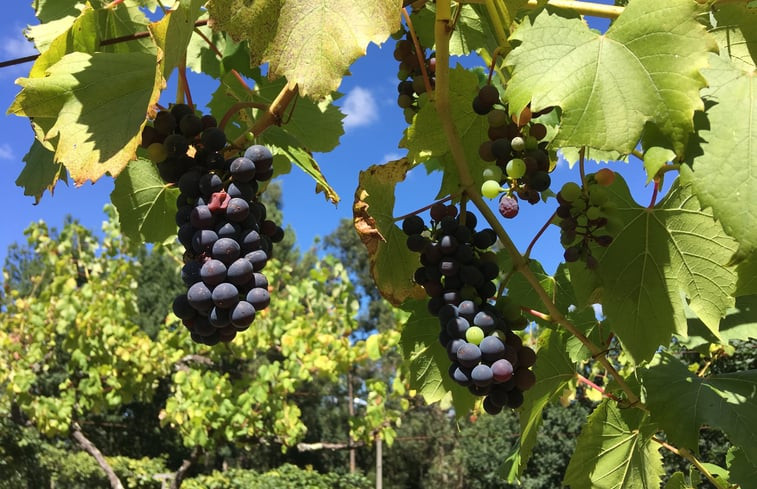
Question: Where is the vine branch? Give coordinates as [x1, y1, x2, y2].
[434, 0, 642, 409]
[229, 81, 299, 150]
[651, 436, 731, 489]
[402, 8, 433, 97]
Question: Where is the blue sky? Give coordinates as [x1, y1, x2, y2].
[0, 1, 653, 277]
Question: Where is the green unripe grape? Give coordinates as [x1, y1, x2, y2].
[488, 109, 509, 128]
[506, 158, 527, 179]
[147, 142, 167, 163]
[482, 165, 503, 182]
[481, 179, 504, 199]
[510, 136, 526, 152]
[572, 198, 587, 212]
[586, 206, 602, 220]
[466, 326, 485, 345]
[398, 94, 414, 108]
[560, 182, 582, 202]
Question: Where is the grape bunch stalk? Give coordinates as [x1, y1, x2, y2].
[402, 203, 537, 414]
[141, 104, 284, 345]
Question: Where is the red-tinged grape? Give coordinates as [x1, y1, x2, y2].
[478, 85, 499, 106]
[595, 168, 615, 186]
[498, 195, 519, 219]
[491, 359, 514, 383]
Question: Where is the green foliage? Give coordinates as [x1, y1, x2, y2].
[182, 464, 372, 489]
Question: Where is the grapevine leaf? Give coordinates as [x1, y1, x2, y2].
[736, 256, 757, 296]
[206, 0, 401, 98]
[353, 158, 426, 306]
[728, 447, 757, 489]
[95, 2, 153, 55]
[402, 66, 489, 198]
[186, 16, 253, 79]
[643, 147, 676, 184]
[412, 4, 494, 56]
[640, 352, 757, 464]
[564, 400, 664, 489]
[110, 158, 179, 244]
[505, 0, 716, 155]
[149, 0, 204, 78]
[554, 264, 605, 363]
[399, 299, 475, 414]
[8, 51, 163, 185]
[506, 329, 574, 479]
[262, 129, 339, 203]
[29, 7, 98, 78]
[678, 295, 757, 350]
[590, 175, 738, 363]
[681, 54, 757, 262]
[33, 0, 81, 23]
[16, 140, 68, 204]
[709, 4, 757, 71]
[663, 472, 691, 489]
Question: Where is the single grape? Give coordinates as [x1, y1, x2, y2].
[518, 346, 537, 368]
[402, 215, 425, 235]
[192, 229, 218, 254]
[226, 258, 254, 286]
[230, 300, 256, 329]
[245, 250, 268, 272]
[472, 96, 492, 115]
[456, 343, 482, 368]
[212, 282, 239, 309]
[529, 123, 547, 140]
[491, 138, 512, 160]
[230, 157, 256, 182]
[481, 180, 504, 199]
[514, 368, 536, 391]
[226, 198, 250, 222]
[172, 294, 196, 320]
[200, 259, 227, 286]
[482, 165, 503, 182]
[528, 171, 551, 192]
[471, 364, 494, 387]
[466, 326, 485, 345]
[187, 282, 213, 311]
[506, 158, 526, 179]
[209, 307, 230, 327]
[594, 168, 615, 186]
[488, 109, 508, 128]
[510, 136, 526, 152]
[163, 134, 189, 158]
[560, 182, 582, 202]
[180, 114, 203, 138]
[147, 142, 167, 163]
[498, 195, 519, 219]
[491, 359, 514, 383]
[478, 85, 499, 106]
[480, 335, 506, 362]
[246, 287, 271, 310]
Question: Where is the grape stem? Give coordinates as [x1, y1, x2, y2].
[525, 0, 623, 19]
[524, 209, 556, 259]
[576, 374, 623, 403]
[578, 147, 588, 192]
[218, 102, 270, 131]
[651, 437, 734, 489]
[178, 58, 194, 108]
[484, 0, 510, 49]
[230, 81, 299, 149]
[103, 0, 126, 8]
[648, 178, 660, 208]
[401, 8, 433, 98]
[393, 193, 459, 222]
[434, 1, 643, 409]
[486, 48, 501, 85]
[522, 307, 551, 322]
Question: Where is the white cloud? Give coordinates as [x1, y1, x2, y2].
[0, 144, 14, 161]
[341, 86, 379, 130]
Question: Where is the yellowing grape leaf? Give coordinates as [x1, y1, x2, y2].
[590, 176, 738, 363]
[564, 400, 663, 489]
[353, 158, 426, 306]
[8, 51, 163, 185]
[505, 0, 716, 155]
[640, 352, 757, 465]
[206, 0, 401, 98]
[682, 54, 757, 263]
[149, 0, 204, 78]
[110, 158, 179, 244]
[709, 3, 757, 71]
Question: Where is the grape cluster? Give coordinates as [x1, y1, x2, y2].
[141, 104, 283, 345]
[472, 85, 555, 219]
[402, 203, 536, 413]
[556, 169, 617, 269]
[393, 29, 435, 123]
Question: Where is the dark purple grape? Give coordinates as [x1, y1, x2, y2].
[209, 307, 230, 327]
[212, 282, 239, 309]
[480, 335, 506, 363]
[227, 258, 254, 286]
[483, 396, 503, 415]
[519, 346, 537, 368]
[192, 230, 218, 254]
[452, 366, 472, 386]
[187, 282, 213, 311]
[201, 127, 226, 152]
[212, 237, 241, 265]
[180, 114, 203, 138]
[230, 157, 256, 182]
[491, 359, 514, 383]
[246, 287, 270, 310]
[245, 250, 268, 272]
[199, 173, 224, 196]
[478, 85, 499, 106]
[200, 259, 227, 286]
[456, 343, 482, 368]
[164, 134, 189, 158]
[471, 364, 493, 386]
[172, 294, 196, 320]
[231, 301, 256, 329]
[226, 198, 250, 222]
[190, 205, 215, 229]
[402, 215, 425, 235]
[244, 145, 274, 171]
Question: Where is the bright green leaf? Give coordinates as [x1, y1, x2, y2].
[728, 447, 757, 489]
[149, 0, 204, 78]
[8, 51, 162, 184]
[507, 329, 574, 479]
[29, 6, 98, 78]
[33, 0, 81, 23]
[16, 140, 67, 204]
[679, 295, 757, 350]
[643, 147, 676, 184]
[186, 16, 253, 79]
[564, 400, 663, 489]
[709, 4, 757, 71]
[663, 472, 692, 489]
[640, 352, 757, 464]
[110, 158, 179, 244]
[365, 334, 381, 361]
[207, 0, 401, 98]
[681, 54, 757, 262]
[353, 157, 426, 306]
[590, 175, 738, 363]
[505, 0, 716, 155]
